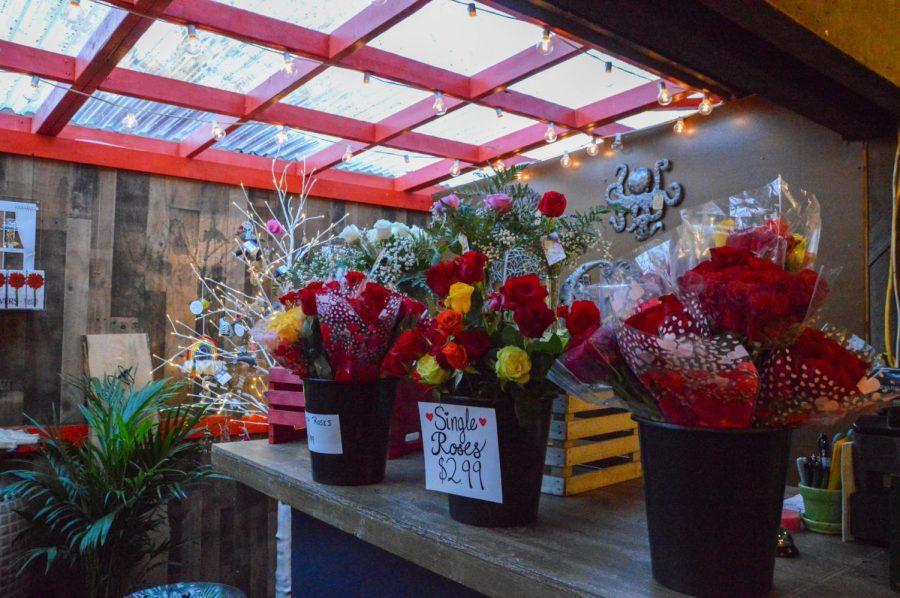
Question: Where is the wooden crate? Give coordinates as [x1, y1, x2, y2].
[542, 394, 642, 496]
[267, 367, 306, 444]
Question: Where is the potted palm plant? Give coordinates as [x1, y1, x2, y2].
[4, 372, 217, 598]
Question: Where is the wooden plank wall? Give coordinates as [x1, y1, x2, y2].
[0, 153, 428, 426]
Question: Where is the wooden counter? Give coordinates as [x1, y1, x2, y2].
[212, 440, 891, 597]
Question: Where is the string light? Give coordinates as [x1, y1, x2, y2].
[495, 106, 504, 118]
[698, 93, 714, 116]
[611, 133, 624, 153]
[342, 145, 353, 163]
[560, 150, 572, 168]
[274, 125, 288, 145]
[586, 135, 602, 156]
[24, 76, 39, 101]
[450, 160, 461, 177]
[403, 154, 410, 164]
[494, 159, 506, 172]
[65, 0, 83, 23]
[657, 82, 672, 106]
[468, 3, 477, 17]
[183, 25, 202, 57]
[605, 61, 613, 74]
[536, 27, 554, 56]
[673, 117, 685, 134]
[122, 112, 138, 130]
[281, 53, 295, 76]
[432, 91, 447, 116]
[211, 121, 226, 141]
[544, 122, 557, 143]
[363, 72, 371, 85]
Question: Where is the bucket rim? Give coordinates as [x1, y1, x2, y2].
[633, 415, 794, 436]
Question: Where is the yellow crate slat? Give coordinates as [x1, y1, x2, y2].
[551, 393, 616, 414]
[542, 461, 643, 496]
[545, 434, 641, 468]
[549, 412, 636, 441]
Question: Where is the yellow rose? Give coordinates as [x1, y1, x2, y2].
[786, 233, 808, 271]
[495, 346, 531, 384]
[444, 282, 475, 314]
[267, 307, 304, 344]
[416, 354, 451, 386]
[713, 218, 735, 247]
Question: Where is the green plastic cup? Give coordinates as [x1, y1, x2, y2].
[799, 483, 842, 526]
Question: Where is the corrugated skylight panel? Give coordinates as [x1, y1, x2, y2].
[214, 0, 373, 32]
[336, 148, 442, 178]
[367, 1, 542, 76]
[0, 0, 114, 56]
[439, 167, 491, 188]
[214, 122, 338, 162]
[0, 71, 58, 115]
[119, 21, 286, 93]
[282, 66, 430, 122]
[617, 109, 697, 130]
[413, 104, 537, 145]
[510, 51, 655, 109]
[522, 133, 593, 161]
[70, 92, 213, 141]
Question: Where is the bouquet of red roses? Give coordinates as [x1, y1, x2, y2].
[253, 272, 423, 383]
[555, 178, 890, 428]
[383, 249, 567, 424]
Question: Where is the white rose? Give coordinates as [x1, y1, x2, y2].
[372, 219, 393, 242]
[391, 222, 411, 238]
[409, 225, 425, 238]
[338, 224, 361, 244]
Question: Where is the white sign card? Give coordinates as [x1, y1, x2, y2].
[419, 402, 503, 504]
[305, 412, 343, 454]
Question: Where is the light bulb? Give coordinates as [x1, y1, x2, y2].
[211, 121, 225, 141]
[403, 154, 410, 164]
[611, 133, 624, 153]
[371, 0, 387, 4]
[605, 61, 613, 74]
[122, 112, 137, 129]
[65, 0, 83, 23]
[432, 91, 446, 116]
[657, 82, 672, 106]
[450, 160, 461, 177]
[281, 53, 295, 76]
[275, 125, 288, 145]
[586, 136, 601, 156]
[544, 122, 557, 143]
[494, 159, 506, 173]
[536, 27, 554, 56]
[24, 76, 39, 101]
[363, 72, 371, 85]
[495, 106, 504, 118]
[698, 93, 713, 116]
[560, 150, 572, 168]
[342, 145, 353, 163]
[468, 3, 476, 17]
[673, 117, 685, 134]
[183, 25, 201, 57]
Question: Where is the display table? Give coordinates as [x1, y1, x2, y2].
[212, 440, 891, 597]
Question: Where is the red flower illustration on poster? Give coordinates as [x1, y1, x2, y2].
[26, 272, 44, 304]
[8, 272, 25, 306]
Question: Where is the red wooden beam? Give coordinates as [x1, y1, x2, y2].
[31, 0, 173, 136]
[575, 81, 686, 129]
[0, 114, 432, 211]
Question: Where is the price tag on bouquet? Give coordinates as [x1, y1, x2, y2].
[305, 413, 343, 454]
[419, 402, 503, 503]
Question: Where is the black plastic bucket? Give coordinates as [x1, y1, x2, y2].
[302, 378, 396, 486]
[444, 395, 553, 527]
[636, 417, 793, 598]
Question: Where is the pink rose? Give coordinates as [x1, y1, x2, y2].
[432, 193, 461, 217]
[484, 193, 512, 214]
[266, 219, 285, 235]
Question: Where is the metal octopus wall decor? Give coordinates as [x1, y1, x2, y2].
[604, 159, 683, 241]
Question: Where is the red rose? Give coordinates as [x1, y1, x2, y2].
[437, 342, 468, 370]
[455, 330, 491, 361]
[345, 271, 366, 288]
[419, 317, 448, 347]
[295, 282, 325, 315]
[556, 305, 569, 319]
[425, 261, 459, 298]
[435, 309, 464, 336]
[499, 274, 548, 308]
[456, 251, 488, 284]
[359, 282, 392, 318]
[393, 330, 428, 361]
[565, 301, 601, 342]
[514, 299, 556, 338]
[8, 272, 25, 289]
[538, 191, 567, 217]
[26, 273, 44, 290]
[398, 296, 426, 322]
[625, 294, 698, 337]
[381, 349, 408, 376]
[485, 292, 502, 312]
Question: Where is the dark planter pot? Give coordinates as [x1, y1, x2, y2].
[636, 417, 793, 598]
[443, 395, 553, 527]
[302, 378, 396, 486]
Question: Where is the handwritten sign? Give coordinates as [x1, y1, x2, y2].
[419, 402, 502, 504]
[305, 413, 343, 454]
